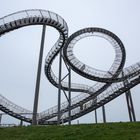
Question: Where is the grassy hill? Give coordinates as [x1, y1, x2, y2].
[0, 122, 140, 140]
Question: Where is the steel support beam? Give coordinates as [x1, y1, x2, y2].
[129, 93, 136, 121]
[20, 120, 23, 126]
[32, 25, 46, 125]
[68, 68, 71, 125]
[125, 90, 136, 122]
[102, 105, 106, 123]
[57, 50, 62, 125]
[0, 114, 2, 125]
[94, 109, 97, 124]
[122, 72, 136, 122]
[60, 56, 72, 125]
[125, 91, 133, 122]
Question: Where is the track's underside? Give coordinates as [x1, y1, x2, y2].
[0, 9, 140, 124]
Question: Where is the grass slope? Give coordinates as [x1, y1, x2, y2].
[0, 122, 140, 140]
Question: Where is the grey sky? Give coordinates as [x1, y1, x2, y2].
[0, 0, 140, 124]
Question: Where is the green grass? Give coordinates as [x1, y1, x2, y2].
[0, 122, 140, 140]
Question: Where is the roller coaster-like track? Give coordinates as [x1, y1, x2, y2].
[0, 9, 140, 124]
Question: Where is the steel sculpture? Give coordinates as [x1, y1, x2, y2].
[0, 9, 139, 125]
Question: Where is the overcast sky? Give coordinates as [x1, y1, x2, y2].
[0, 0, 140, 125]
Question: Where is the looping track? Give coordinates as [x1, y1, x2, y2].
[0, 9, 140, 124]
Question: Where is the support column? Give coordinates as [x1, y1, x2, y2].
[102, 105, 106, 123]
[57, 50, 62, 125]
[20, 120, 23, 126]
[68, 68, 71, 125]
[94, 109, 97, 124]
[125, 90, 136, 122]
[32, 25, 46, 125]
[125, 91, 133, 122]
[129, 93, 136, 121]
[122, 72, 136, 122]
[0, 114, 2, 125]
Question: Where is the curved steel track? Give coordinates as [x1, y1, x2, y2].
[0, 9, 140, 124]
